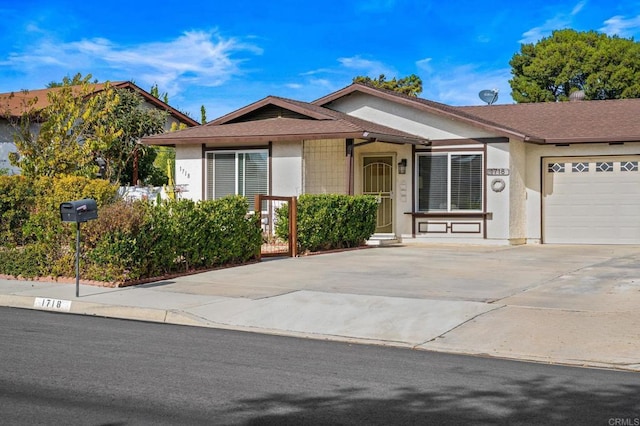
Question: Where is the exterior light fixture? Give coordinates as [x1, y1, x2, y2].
[398, 158, 407, 174]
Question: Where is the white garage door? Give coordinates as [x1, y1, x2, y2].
[543, 156, 640, 244]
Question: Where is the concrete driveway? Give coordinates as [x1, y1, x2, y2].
[3, 244, 640, 370]
[141, 243, 640, 370]
[150, 244, 640, 307]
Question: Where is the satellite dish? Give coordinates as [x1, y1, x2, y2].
[479, 89, 499, 105]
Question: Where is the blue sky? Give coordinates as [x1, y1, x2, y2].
[1, 0, 639, 120]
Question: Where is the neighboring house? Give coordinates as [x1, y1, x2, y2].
[143, 83, 640, 245]
[0, 81, 199, 175]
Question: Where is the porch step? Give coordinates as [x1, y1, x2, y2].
[366, 236, 401, 246]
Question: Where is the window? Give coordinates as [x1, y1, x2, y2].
[417, 153, 483, 211]
[206, 150, 268, 201]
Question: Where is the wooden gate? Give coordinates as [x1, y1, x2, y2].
[255, 195, 297, 259]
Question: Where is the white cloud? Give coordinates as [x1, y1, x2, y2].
[519, 0, 586, 44]
[571, 0, 587, 15]
[337, 56, 396, 77]
[416, 57, 433, 73]
[0, 30, 262, 96]
[600, 15, 640, 38]
[421, 64, 513, 106]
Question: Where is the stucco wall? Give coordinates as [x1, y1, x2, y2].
[175, 144, 203, 201]
[508, 138, 527, 243]
[524, 141, 640, 242]
[303, 139, 346, 194]
[327, 92, 497, 140]
[485, 142, 511, 241]
[272, 140, 303, 196]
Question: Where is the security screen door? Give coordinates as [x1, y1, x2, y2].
[363, 156, 393, 234]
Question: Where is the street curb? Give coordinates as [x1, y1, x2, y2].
[1, 295, 637, 373]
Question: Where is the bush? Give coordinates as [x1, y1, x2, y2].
[0, 176, 36, 247]
[0, 175, 262, 283]
[276, 194, 378, 253]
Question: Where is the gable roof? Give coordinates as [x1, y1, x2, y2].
[0, 81, 199, 127]
[315, 83, 640, 144]
[143, 95, 429, 146]
[458, 100, 640, 144]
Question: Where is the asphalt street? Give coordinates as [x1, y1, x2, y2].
[1, 307, 639, 425]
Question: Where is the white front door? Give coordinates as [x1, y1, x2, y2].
[363, 156, 393, 234]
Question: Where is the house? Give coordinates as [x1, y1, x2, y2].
[142, 83, 640, 245]
[0, 81, 199, 175]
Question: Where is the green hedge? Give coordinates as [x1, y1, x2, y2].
[81, 196, 261, 282]
[276, 194, 378, 253]
[0, 175, 262, 282]
[0, 176, 36, 247]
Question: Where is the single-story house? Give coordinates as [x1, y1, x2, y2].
[143, 83, 640, 245]
[0, 81, 199, 175]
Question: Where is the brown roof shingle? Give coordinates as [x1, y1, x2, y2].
[143, 95, 428, 145]
[457, 99, 640, 143]
[316, 83, 640, 144]
[0, 81, 199, 127]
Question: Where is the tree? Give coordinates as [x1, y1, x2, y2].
[91, 88, 167, 185]
[47, 73, 98, 88]
[200, 105, 207, 124]
[150, 83, 169, 104]
[353, 74, 423, 97]
[8, 74, 122, 178]
[7, 74, 168, 184]
[509, 29, 640, 102]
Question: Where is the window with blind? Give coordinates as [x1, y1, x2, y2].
[206, 150, 268, 201]
[417, 153, 483, 211]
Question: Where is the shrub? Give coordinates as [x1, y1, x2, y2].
[0, 177, 262, 282]
[276, 194, 378, 253]
[0, 176, 36, 247]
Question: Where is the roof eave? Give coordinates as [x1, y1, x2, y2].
[363, 132, 430, 146]
[143, 130, 428, 146]
[143, 131, 367, 145]
[543, 136, 640, 144]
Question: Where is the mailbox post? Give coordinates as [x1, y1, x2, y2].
[60, 199, 98, 297]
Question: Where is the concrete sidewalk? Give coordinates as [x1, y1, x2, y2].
[2, 244, 640, 372]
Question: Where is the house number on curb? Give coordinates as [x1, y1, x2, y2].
[34, 297, 71, 312]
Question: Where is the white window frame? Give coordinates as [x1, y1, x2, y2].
[415, 151, 484, 212]
[205, 149, 269, 201]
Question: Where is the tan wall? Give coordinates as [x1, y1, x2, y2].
[508, 138, 527, 243]
[303, 139, 347, 194]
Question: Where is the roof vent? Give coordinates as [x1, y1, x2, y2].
[569, 90, 585, 101]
